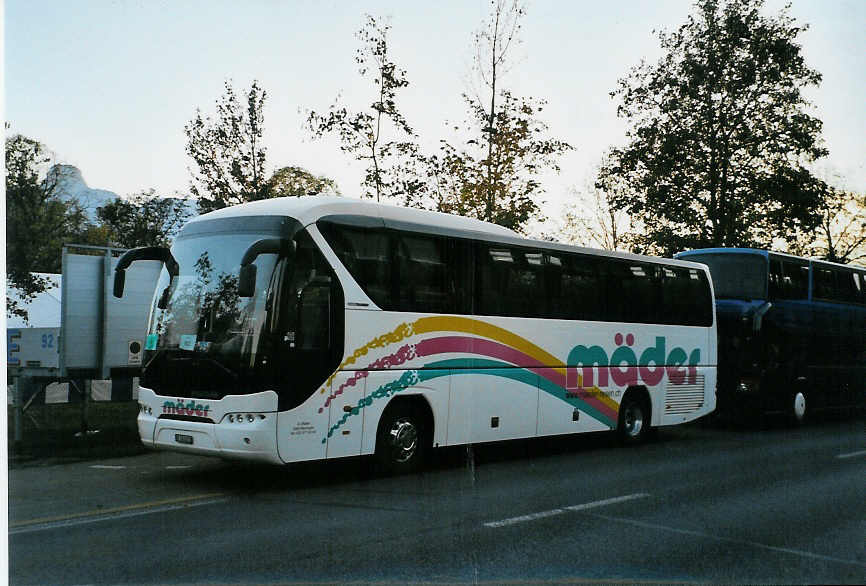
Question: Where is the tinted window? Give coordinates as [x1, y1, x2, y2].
[547, 253, 605, 321]
[784, 260, 810, 299]
[396, 233, 472, 314]
[318, 222, 393, 308]
[769, 257, 809, 300]
[320, 219, 713, 325]
[683, 253, 767, 300]
[836, 270, 860, 303]
[769, 259, 784, 299]
[478, 245, 546, 318]
[660, 266, 713, 326]
[855, 272, 865, 304]
[813, 267, 836, 301]
[606, 261, 659, 323]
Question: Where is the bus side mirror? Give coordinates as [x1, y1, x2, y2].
[238, 264, 257, 298]
[238, 238, 294, 298]
[113, 269, 126, 298]
[113, 246, 179, 298]
[157, 286, 171, 309]
[752, 301, 772, 332]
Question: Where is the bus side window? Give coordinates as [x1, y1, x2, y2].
[544, 253, 565, 319]
[662, 266, 712, 326]
[854, 272, 865, 304]
[608, 262, 656, 324]
[771, 258, 809, 300]
[783, 261, 810, 300]
[478, 246, 512, 316]
[837, 270, 859, 303]
[319, 222, 392, 309]
[478, 245, 545, 318]
[768, 259, 783, 299]
[396, 233, 449, 313]
[813, 267, 836, 301]
[554, 254, 603, 321]
[447, 237, 474, 315]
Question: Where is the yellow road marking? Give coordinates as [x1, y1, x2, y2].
[10, 492, 225, 528]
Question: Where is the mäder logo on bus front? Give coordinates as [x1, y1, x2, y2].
[566, 334, 701, 390]
[162, 399, 211, 418]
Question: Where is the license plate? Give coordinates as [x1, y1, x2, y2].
[175, 434, 194, 445]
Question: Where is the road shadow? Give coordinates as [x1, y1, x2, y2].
[140, 426, 689, 495]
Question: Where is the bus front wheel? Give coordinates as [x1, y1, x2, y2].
[790, 390, 807, 425]
[375, 404, 427, 474]
[618, 394, 650, 444]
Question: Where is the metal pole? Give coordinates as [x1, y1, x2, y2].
[81, 379, 91, 435]
[13, 376, 23, 449]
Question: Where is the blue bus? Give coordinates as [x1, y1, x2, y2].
[675, 248, 866, 422]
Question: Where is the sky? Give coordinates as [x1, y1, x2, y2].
[5, 0, 865, 220]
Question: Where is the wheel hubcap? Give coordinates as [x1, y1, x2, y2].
[793, 392, 806, 420]
[624, 404, 644, 437]
[388, 418, 418, 463]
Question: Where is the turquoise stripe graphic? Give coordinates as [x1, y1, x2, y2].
[323, 358, 616, 443]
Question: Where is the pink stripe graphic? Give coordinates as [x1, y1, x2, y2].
[320, 335, 618, 422]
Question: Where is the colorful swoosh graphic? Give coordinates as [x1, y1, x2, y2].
[318, 316, 621, 443]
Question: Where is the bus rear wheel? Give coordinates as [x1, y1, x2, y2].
[375, 405, 427, 474]
[618, 395, 650, 445]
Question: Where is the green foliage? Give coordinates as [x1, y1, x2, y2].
[185, 80, 269, 213]
[785, 186, 866, 265]
[96, 190, 192, 249]
[5, 134, 89, 323]
[422, 0, 571, 233]
[558, 174, 636, 251]
[424, 92, 571, 232]
[598, 0, 828, 256]
[307, 15, 417, 203]
[266, 166, 340, 197]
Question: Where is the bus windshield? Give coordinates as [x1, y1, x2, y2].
[683, 253, 767, 301]
[142, 229, 281, 397]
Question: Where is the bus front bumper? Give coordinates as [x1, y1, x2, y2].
[137, 388, 283, 465]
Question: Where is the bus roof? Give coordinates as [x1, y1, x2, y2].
[187, 196, 518, 239]
[677, 247, 865, 271]
[676, 248, 769, 259]
[189, 196, 711, 271]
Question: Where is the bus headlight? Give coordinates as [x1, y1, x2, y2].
[736, 377, 760, 393]
[223, 413, 267, 424]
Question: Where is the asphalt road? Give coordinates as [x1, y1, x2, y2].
[8, 413, 866, 584]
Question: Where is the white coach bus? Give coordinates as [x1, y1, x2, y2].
[115, 197, 717, 471]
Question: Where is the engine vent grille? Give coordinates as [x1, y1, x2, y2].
[158, 414, 215, 424]
[665, 375, 705, 414]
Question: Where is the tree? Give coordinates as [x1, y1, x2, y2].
[786, 186, 866, 265]
[597, 0, 828, 256]
[307, 15, 417, 203]
[5, 133, 88, 322]
[436, 92, 572, 231]
[185, 80, 269, 213]
[558, 178, 636, 251]
[96, 190, 192, 249]
[430, 0, 572, 232]
[473, 0, 525, 221]
[266, 166, 340, 198]
[811, 188, 866, 265]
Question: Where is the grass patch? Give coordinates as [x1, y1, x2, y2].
[8, 401, 147, 465]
